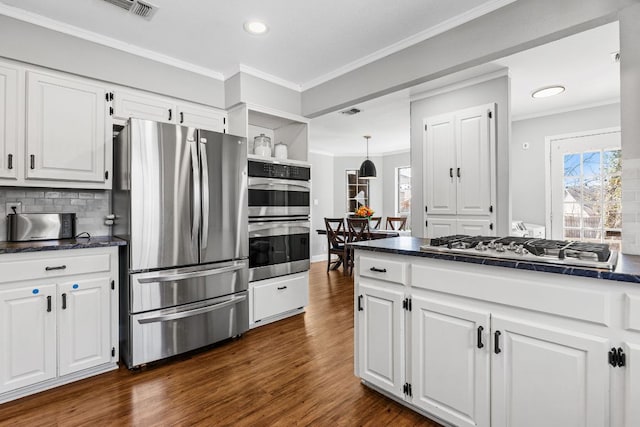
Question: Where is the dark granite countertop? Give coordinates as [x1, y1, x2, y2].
[0, 236, 127, 254]
[351, 236, 640, 284]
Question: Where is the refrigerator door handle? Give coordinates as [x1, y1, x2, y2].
[137, 294, 247, 324]
[200, 140, 210, 249]
[137, 264, 244, 283]
[189, 137, 201, 243]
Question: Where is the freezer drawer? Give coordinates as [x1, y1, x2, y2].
[128, 291, 248, 368]
[129, 260, 248, 313]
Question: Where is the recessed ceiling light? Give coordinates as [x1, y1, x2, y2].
[531, 85, 565, 98]
[244, 21, 269, 35]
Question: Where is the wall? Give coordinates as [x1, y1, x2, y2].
[309, 152, 335, 262]
[410, 76, 511, 236]
[301, 0, 631, 117]
[225, 72, 302, 116]
[511, 103, 621, 225]
[0, 188, 110, 241]
[620, 3, 640, 254]
[381, 151, 411, 222]
[0, 15, 225, 108]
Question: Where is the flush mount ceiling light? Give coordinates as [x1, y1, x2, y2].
[531, 85, 565, 98]
[243, 20, 269, 35]
[359, 136, 377, 179]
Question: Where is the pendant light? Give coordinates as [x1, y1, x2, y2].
[359, 135, 377, 179]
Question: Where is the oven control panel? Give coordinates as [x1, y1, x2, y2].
[248, 160, 310, 181]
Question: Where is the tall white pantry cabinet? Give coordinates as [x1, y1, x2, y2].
[354, 249, 640, 427]
[423, 103, 496, 238]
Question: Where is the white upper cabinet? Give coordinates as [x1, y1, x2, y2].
[0, 62, 21, 181]
[113, 90, 177, 124]
[26, 71, 109, 184]
[113, 89, 226, 133]
[425, 114, 457, 215]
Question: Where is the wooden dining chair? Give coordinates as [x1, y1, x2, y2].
[386, 216, 407, 231]
[369, 217, 382, 230]
[324, 218, 348, 273]
[346, 218, 371, 276]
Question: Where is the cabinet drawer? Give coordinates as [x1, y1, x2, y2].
[0, 253, 111, 284]
[359, 256, 407, 285]
[252, 273, 308, 321]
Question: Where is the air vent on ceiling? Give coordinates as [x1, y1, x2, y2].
[102, 0, 158, 20]
[103, 0, 134, 11]
[340, 108, 361, 116]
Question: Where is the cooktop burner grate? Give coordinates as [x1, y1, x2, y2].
[564, 242, 611, 262]
[429, 235, 468, 247]
[523, 239, 570, 256]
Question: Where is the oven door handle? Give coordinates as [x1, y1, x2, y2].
[137, 294, 246, 324]
[249, 183, 310, 192]
[137, 264, 244, 284]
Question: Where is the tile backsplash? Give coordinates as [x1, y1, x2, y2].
[0, 187, 111, 241]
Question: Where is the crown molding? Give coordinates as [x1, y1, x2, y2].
[300, 0, 518, 91]
[512, 98, 620, 122]
[0, 4, 225, 81]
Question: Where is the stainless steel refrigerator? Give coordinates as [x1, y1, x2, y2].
[113, 118, 248, 368]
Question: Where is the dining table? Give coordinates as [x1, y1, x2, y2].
[315, 228, 402, 239]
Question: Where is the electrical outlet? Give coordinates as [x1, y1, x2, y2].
[6, 202, 22, 213]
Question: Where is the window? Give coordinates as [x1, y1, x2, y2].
[550, 130, 621, 250]
[346, 169, 370, 214]
[396, 167, 411, 215]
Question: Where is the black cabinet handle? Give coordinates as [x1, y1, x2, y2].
[7, 154, 13, 170]
[457, 167, 461, 178]
[180, 112, 184, 123]
[494, 331, 502, 354]
[477, 326, 484, 349]
[45, 265, 67, 271]
[358, 295, 363, 311]
[46, 295, 51, 312]
[30, 154, 35, 170]
[168, 109, 172, 121]
[370, 267, 387, 273]
[449, 167, 453, 178]
[62, 293, 67, 310]
[276, 286, 287, 290]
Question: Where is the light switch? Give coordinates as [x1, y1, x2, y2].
[313, 199, 319, 206]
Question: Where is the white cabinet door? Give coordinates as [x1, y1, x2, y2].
[26, 72, 107, 183]
[357, 281, 405, 398]
[58, 278, 111, 376]
[113, 90, 177, 124]
[177, 103, 226, 133]
[457, 218, 492, 236]
[491, 316, 609, 427]
[624, 342, 640, 427]
[455, 105, 492, 216]
[426, 217, 457, 238]
[425, 115, 457, 215]
[411, 297, 490, 427]
[0, 284, 56, 393]
[0, 62, 21, 180]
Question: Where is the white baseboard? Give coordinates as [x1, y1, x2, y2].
[311, 254, 326, 263]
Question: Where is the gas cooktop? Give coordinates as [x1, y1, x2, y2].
[421, 235, 618, 271]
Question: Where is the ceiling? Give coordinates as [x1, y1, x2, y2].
[309, 21, 620, 156]
[0, 0, 514, 89]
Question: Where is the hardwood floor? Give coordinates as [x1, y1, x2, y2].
[0, 263, 440, 427]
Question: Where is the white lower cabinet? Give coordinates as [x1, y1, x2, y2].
[353, 251, 639, 426]
[491, 316, 609, 427]
[249, 271, 308, 327]
[411, 297, 490, 427]
[357, 281, 405, 398]
[0, 247, 118, 403]
[0, 284, 57, 393]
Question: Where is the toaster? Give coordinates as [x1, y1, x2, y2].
[7, 213, 76, 242]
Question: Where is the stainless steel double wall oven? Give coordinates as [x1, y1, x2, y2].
[113, 119, 249, 368]
[247, 159, 311, 282]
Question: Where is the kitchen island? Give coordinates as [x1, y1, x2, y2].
[351, 236, 640, 427]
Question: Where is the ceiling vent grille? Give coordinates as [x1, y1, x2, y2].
[103, 0, 134, 11]
[102, 0, 158, 20]
[340, 108, 361, 116]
